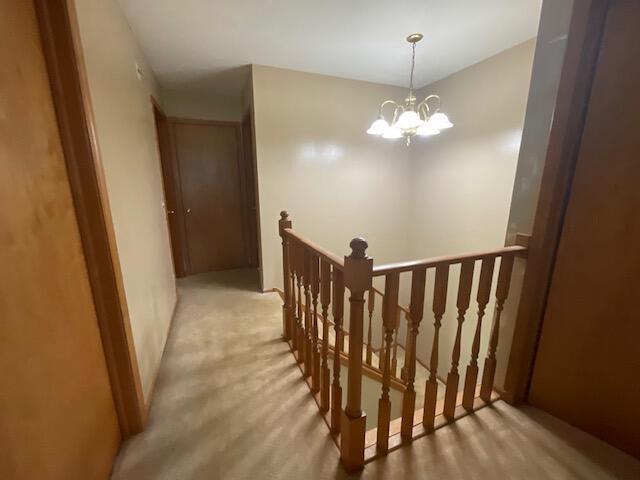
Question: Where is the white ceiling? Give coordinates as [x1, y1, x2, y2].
[117, 0, 542, 98]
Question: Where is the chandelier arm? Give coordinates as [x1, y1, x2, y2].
[378, 100, 405, 125]
[378, 99, 401, 116]
[417, 94, 441, 117]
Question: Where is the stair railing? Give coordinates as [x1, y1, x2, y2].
[278, 211, 528, 471]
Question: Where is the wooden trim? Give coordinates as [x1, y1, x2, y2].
[168, 121, 191, 274]
[502, 0, 610, 404]
[372, 245, 527, 276]
[283, 228, 345, 269]
[150, 94, 167, 118]
[168, 117, 240, 127]
[168, 117, 247, 274]
[34, 0, 146, 435]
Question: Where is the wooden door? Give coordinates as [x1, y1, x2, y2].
[529, 0, 640, 459]
[153, 101, 188, 277]
[0, 1, 121, 478]
[172, 120, 249, 274]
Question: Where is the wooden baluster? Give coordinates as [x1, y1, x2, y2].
[376, 272, 400, 453]
[340, 238, 373, 472]
[310, 253, 320, 392]
[330, 269, 345, 432]
[401, 268, 426, 440]
[443, 261, 475, 419]
[278, 212, 293, 340]
[365, 289, 375, 365]
[378, 319, 386, 371]
[423, 265, 449, 432]
[295, 242, 305, 364]
[462, 257, 495, 410]
[480, 255, 515, 402]
[320, 260, 331, 411]
[400, 312, 411, 381]
[290, 245, 298, 353]
[391, 311, 399, 377]
[303, 249, 313, 377]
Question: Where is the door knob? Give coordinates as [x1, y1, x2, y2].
[168, 209, 175, 214]
[186, 208, 191, 214]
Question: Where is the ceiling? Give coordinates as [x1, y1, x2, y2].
[117, 0, 542, 98]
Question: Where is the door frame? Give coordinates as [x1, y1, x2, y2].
[34, 0, 146, 435]
[502, 0, 611, 404]
[151, 97, 189, 277]
[168, 117, 255, 274]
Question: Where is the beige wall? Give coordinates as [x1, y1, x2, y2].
[251, 64, 415, 291]
[75, 0, 176, 401]
[162, 89, 243, 121]
[398, 41, 536, 389]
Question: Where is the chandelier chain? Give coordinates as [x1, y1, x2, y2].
[409, 42, 416, 97]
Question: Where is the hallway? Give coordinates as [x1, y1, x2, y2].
[111, 270, 640, 479]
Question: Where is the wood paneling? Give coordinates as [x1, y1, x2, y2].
[0, 0, 120, 477]
[33, 0, 145, 434]
[529, 0, 640, 459]
[172, 119, 248, 274]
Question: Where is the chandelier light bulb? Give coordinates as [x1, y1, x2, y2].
[382, 124, 403, 139]
[366, 117, 390, 135]
[395, 110, 424, 130]
[427, 112, 454, 130]
[416, 123, 440, 136]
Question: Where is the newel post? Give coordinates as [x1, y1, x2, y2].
[340, 238, 373, 472]
[278, 211, 292, 340]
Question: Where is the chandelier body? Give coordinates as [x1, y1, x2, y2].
[367, 33, 453, 145]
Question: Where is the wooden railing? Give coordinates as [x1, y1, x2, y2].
[278, 211, 528, 471]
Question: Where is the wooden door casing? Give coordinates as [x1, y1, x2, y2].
[241, 112, 260, 268]
[172, 119, 249, 274]
[153, 100, 188, 277]
[528, 0, 640, 459]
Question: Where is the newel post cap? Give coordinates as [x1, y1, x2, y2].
[344, 237, 373, 292]
[278, 210, 292, 235]
[348, 237, 368, 259]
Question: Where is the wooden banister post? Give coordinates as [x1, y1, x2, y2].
[463, 257, 495, 410]
[320, 260, 331, 411]
[401, 268, 426, 440]
[377, 272, 400, 453]
[480, 255, 515, 401]
[423, 265, 449, 432]
[310, 253, 321, 392]
[366, 288, 375, 365]
[443, 260, 475, 419]
[303, 249, 313, 377]
[340, 238, 373, 472]
[331, 270, 345, 432]
[295, 242, 305, 364]
[278, 211, 292, 340]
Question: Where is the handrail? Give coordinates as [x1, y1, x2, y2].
[278, 211, 531, 470]
[372, 244, 527, 276]
[283, 228, 344, 270]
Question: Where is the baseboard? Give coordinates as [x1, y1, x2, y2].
[143, 294, 179, 421]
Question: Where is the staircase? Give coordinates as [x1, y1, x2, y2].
[277, 211, 528, 471]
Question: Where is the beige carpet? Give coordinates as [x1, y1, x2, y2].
[111, 269, 640, 480]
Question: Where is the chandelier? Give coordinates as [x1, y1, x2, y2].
[366, 33, 453, 145]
